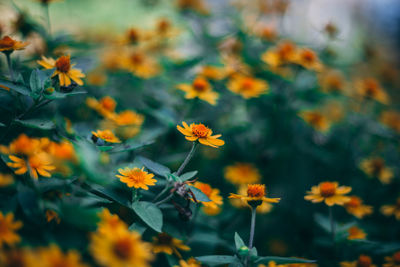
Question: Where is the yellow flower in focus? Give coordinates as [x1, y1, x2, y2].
[304, 181, 351, 206]
[224, 163, 261, 185]
[37, 55, 85, 87]
[383, 251, 400, 267]
[193, 181, 223, 215]
[227, 75, 269, 99]
[0, 173, 14, 187]
[229, 184, 280, 207]
[0, 36, 29, 53]
[177, 121, 225, 148]
[177, 77, 219, 105]
[122, 50, 161, 79]
[380, 111, 400, 133]
[347, 226, 366, 240]
[175, 258, 201, 267]
[381, 198, 400, 220]
[45, 210, 60, 224]
[359, 157, 394, 184]
[0, 212, 22, 247]
[86, 96, 117, 117]
[152, 233, 190, 258]
[355, 78, 389, 104]
[299, 110, 331, 132]
[230, 185, 273, 214]
[7, 153, 55, 179]
[116, 167, 156, 190]
[292, 48, 323, 72]
[344, 196, 373, 219]
[340, 255, 376, 267]
[92, 129, 121, 143]
[36, 244, 88, 267]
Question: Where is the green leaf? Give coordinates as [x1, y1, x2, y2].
[188, 185, 211, 202]
[30, 69, 42, 96]
[97, 146, 114, 152]
[234, 232, 246, 251]
[255, 257, 316, 265]
[0, 79, 31, 96]
[14, 119, 55, 130]
[109, 139, 154, 154]
[314, 213, 337, 233]
[137, 156, 171, 177]
[44, 90, 87, 100]
[196, 255, 237, 265]
[129, 222, 147, 235]
[132, 201, 163, 232]
[0, 122, 5, 127]
[180, 171, 198, 181]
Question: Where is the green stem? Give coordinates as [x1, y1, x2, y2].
[248, 207, 257, 249]
[132, 189, 137, 203]
[176, 142, 197, 176]
[5, 53, 14, 82]
[329, 206, 335, 243]
[153, 182, 170, 202]
[155, 194, 173, 206]
[43, 3, 52, 36]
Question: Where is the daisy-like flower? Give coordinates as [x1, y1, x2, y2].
[0, 212, 22, 247]
[344, 196, 373, 219]
[224, 163, 261, 185]
[381, 198, 400, 220]
[340, 255, 376, 267]
[193, 181, 223, 216]
[0, 36, 29, 54]
[121, 50, 161, 79]
[174, 258, 201, 267]
[7, 153, 55, 179]
[86, 96, 117, 117]
[96, 209, 127, 237]
[360, 157, 394, 184]
[177, 121, 224, 148]
[229, 184, 280, 207]
[381, 111, 400, 133]
[304, 181, 351, 206]
[318, 70, 345, 93]
[152, 233, 190, 258]
[0, 173, 14, 187]
[383, 251, 400, 267]
[299, 110, 331, 132]
[116, 167, 156, 190]
[36, 244, 88, 267]
[177, 77, 219, 105]
[355, 78, 389, 104]
[37, 55, 85, 87]
[292, 48, 323, 72]
[92, 129, 121, 143]
[198, 65, 226, 80]
[261, 41, 297, 68]
[227, 75, 269, 99]
[230, 185, 273, 214]
[347, 226, 366, 240]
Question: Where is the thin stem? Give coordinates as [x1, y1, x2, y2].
[153, 182, 170, 202]
[155, 194, 173, 206]
[329, 206, 335, 243]
[176, 142, 197, 176]
[248, 207, 257, 249]
[5, 53, 14, 82]
[132, 189, 137, 203]
[44, 3, 52, 36]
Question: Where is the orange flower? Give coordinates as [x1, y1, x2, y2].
[359, 157, 394, 184]
[116, 167, 156, 190]
[193, 181, 223, 215]
[0, 36, 29, 53]
[229, 184, 280, 207]
[380, 111, 400, 133]
[292, 48, 323, 71]
[381, 198, 400, 220]
[355, 78, 389, 104]
[86, 96, 117, 117]
[230, 185, 273, 214]
[37, 55, 85, 87]
[92, 129, 121, 143]
[198, 65, 225, 80]
[0, 212, 22, 247]
[383, 251, 400, 267]
[177, 77, 219, 105]
[299, 110, 331, 132]
[110, 110, 144, 126]
[152, 233, 190, 258]
[122, 50, 161, 79]
[261, 41, 297, 68]
[227, 75, 269, 99]
[224, 163, 261, 185]
[344, 196, 373, 219]
[340, 255, 376, 267]
[4, 134, 41, 156]
[177, 121, 224, 148]
[7, 153, 55, 179]
[347, 226, 366, 240]
[304, 181, 351, 206]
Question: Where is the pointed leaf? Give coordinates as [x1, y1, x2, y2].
[132, 201, 163, 232]
[188, 185, 211, 202]
[234, 232, 246, 251]
[137, 156, 171, 177]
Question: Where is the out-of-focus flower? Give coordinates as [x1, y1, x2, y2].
[176, 0, 209, 14]
[359, 157, 394, 184]
[227, 75, 269, 99]
[86, 96, 117, 117]
[229, 184, 280, 207]
[304, 182, 351, 206]
[36, 244, 88, 267]
[174, 258, 201, 267]
[177, 77, 219, 105]
[96, 209, 127, 237]
[383, 251, 400, 267]
[261, 41, 297, 68]
[299, 110, 331, 132]
[198, 65, 225, 80]
[230, 185, 273, 214]
[340, 255, 376, 267]
[87, 70, 107, 86]
[1, 134, 40, 155]
[324, 22, 338, 39]
[292, 48, 323, 72]
[347, 226, 366, 240]
[193, 181, 223, 215]
[321, 101, 345, 123]
[381, 198, 400, 220]
[37, 55, 85, 87]
[116, 167, 156, 190]
[318, 70, 345, 93]
[0, 212, 22, 247]
[121, 50, 161, 79]
[109, 110, 144, 127]
[0, 35, 29, 53]
[152, 233, 190, 258]
[344, 196, 373, 219]
[92, 129, 121, 143]
[0, 173, 14, 187]
[45, 210, 60, 224]
[224, 163, 261, 185]
[7, 153, 55, 179]
[380, 111, 400, 133]
[355, 78, 389, 104]
[254, 24, 278, 42]
[177, 121, 225, 148]
[0, 248, 35, 267]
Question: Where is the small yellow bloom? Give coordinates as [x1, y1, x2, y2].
[110, 110, 144, 127]
[177, 77, 219, 105]
[381, 198, 400, 220]
[261, 41, 297, 68]
[227, 75, 269, 99]
[229, 184, 280, 207]
[292, 48, 323, 72]
[304, 181, 351, 206]
[347, 226, 366, 240]
[383, 251, 400, 267]
[175, 258, 201, 267]
[193, 181, 223, 215]
[36, 244, 88, 267]
[0, 36, 29, 53]
[360, 157, 394, 184]
[318, 70, 345, 93]
[355, 78, 389, 104]
[224, 163, 261, 185]
[37, 55, 85, 87]
[7, 153, 55, 179]
[116, 167, 156, 190]
[152, 233, 190, 258]
[122, 50, 161, 79]
[344, 196, 373, 219]
[86, 96, 117, 117]
[299, 110, 331, 132]
[0, 173, 14, 187]
[198, 65, 226, 80]
[92, 129, 121, 143]
[380, 111, 400, 133]
[340, 255, 376, 267]
[177, 121, 224, 148]
[230, 185, 273, 214]
[0, 212, 22, 247]
[96, 209, 129, 238]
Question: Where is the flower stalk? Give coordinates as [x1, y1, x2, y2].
[329, 206, 335, 243]
[176, 142, 197, 176]
[5, 53, 14, 82]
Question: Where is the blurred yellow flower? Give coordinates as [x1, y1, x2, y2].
[177, 121, 225, 148]
[355, 78, 389, 104]
[380, 110, 400, 133]
[229, 184, 280, 207]
[174, 258, 201, 267]
[292, 48, 323, 72]
[347, 226, 366, 240]
[383, 251, 400, 267]
[198, 65, 226, 80]
[0, 35, 29, 53]
[193, 181, 223, 215]
[340, 255, 376, 267]
[36, 244, 88, 267]
[86, 96, 117, 117]
[304, 182, 351, 206]
[116, 167, 156, 190]
[299, 110, 331, 132]
[261, 41, 297, 68]
[122, 50, 161, 79]
[224, 163, 261, 185]
[230, 185, 273, 214]
[37, 55, 85, 87]
[7, 153, 55, 179]
[0, 173, 14, 187]
[177, 77, 219, 105]
[92, 129, 121, 143]
[110, 110, 144, 127]
[227, 75, 269, 99]
[0, 212, 22, 247]
[359, 157, 394, 184]
[152, 233, 190, 258]
[318, 70, 345, 93]
[381, 198, 400, 220]
[344, 196, 373, 219]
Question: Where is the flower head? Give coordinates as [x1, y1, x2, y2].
[36, 244, 88, 267]
[122, 50, 161, 79]
[344, 196, 373, 219]
[152, 233, 190, 258]
[299, 110, 331, 132]
[340, 255, 376, 267]
[92, 129, 121, 143]
[293, 48, 323, 71]
[224, 163, 261, 185]
[177, 77, 219, 105]
[230, 185, 273, 213]
[227, 75, 269, 99]
[229, 184, 280, 207]
[0, 36, 29, 53]
[347, 226, 366, 240]
[86, 96, 117, 117]
[177, 121, 224, 148]
[7, 153, 55, 179]
[116, 167, 156, 190]
[193, 181, 223, 215]
[304, 181, 351, 206]
[355, 78, 388, 104]
[360, 157, 394, 184]
[384, 251, 400, 267]
[318, 70, 345, 93]
[0, 212, 22, 247]
[0, 173, 14, 187]
[381, 198, 400, 220]
[261, 41, 297, 68]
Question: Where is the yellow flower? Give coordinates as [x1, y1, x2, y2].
[355, 78, 389, 104]
[383, 251, 400, 267]
[7, 153, 55, 179]
[0, 36, 29, 53]
[122, 50, 161, 79]
[92, 129, 121, 143]
[0, 173, 14, 187]
[110, 110, 144, 126]
[360, 157, 394, 184]
[198, 65, 226, 80]
[340, 255, 376, 267]
[318, 70, 345, 93]
[37, 55, 85, 87]
[175, 258, 201, 267]
[299, 110, 331, 132]
[177, 121, 225, 148]
[229, 184, 280, 207]
[0, 248, 35, 267]
[227, 75, 269, 99]
[193, 181, 223, 215]
[152, 233, 190, 258]
[261, 41, 297, 68]
[0, 212, 22, 247]
[230, 185, 273, 214]
[224, 163, 261, 185]
[292, 48, 323, 71]
[347, 226, 366, 240]
[3, 134, 40, 156]
[86, 96, 117, 117]
[380, 111, 400, 133]
[344, 196, 373, 219]
[177, 0, 209, 15]
[116, 167, 156, 190]
[95, 209, 129, 239]
[304, 181, 351, 206]
[381, 198, 400, 220]
[177, 77, 219, 105]
[45, 210, 60, 224]
[36, 244, 88, 267]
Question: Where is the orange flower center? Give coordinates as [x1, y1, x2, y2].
[192, 124, 210, 138]
[157, 233, 173, 245]
[357, 255, 372, 267]
[302, 50, 316, 63]
[363, 79, 379, 96]
[28, 156, 42, 169]
[0, 36, 15, 48]
[130, 53, 144, 65]
[393, 252, 400, 263]
[241, 78, 255, 90]
[129, 170, 146, 183]
[158, 20, 170, 33]
[278, 42, 295, 60]
[55, 56, 71, 73]
[113, 237, 132, 260]
[192, 78, 209, 92]
[127, 29, 139, 43]
[346, 197, 361, 208]
[100, 97, 116, 111]
[247, 184, 265, 198]
[319, 182, 336, 197]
